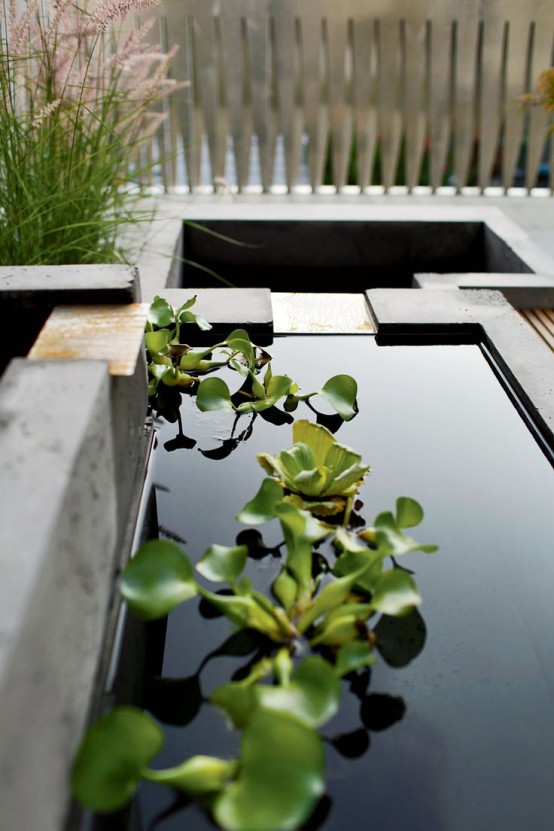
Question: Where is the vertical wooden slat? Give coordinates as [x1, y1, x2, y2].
[427, 15, 454, 190]
[298, 5, 327, 189]
[160, 3, 199, 189]
[325, 13, 353, 189]
[219, 7, 252, 190]
[271, 2, 303, 190]
[376, 18, 403, 190]
[525, 12, 553, 190]
[477, 11, 506, 190]
[351, 15, 378, 190]
[244, 3, 276, 191]
[403, 16, 428, 190]
[501, 20, 532, 190]
[189, 5, 226, 186]
[451, 9, 481, 189]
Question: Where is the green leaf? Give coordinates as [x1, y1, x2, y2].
[196, 544, 249, 584]
[119, 540, 198, 621]
[297, 564, 372, 634]
[396, 496, 424, 528]
[249, 370, 266, 400]
[211, 682, 258, 729]
[370, 569, 421, 616]
[145, 329, 172, 355]
[148, 296, 175, 328]
[318, 374, 358, 421]
[375, 512, 438, 557]
[309, 613, 360, 647]
[335, 641, 377, 677]
[213, 711, 325, 831]
[272, 569, 298, 612]
[276, 503, 331, 602]
[255, 657, 341, 728]
[265, 374, 295, 400]
[198, 589, 288, 642]
[225, 329, 256, 369]
[236, 478, 284, 525]
[70, 707, 163, 813]
[196, 377, 234, 412]
[145, 755, 236, 794]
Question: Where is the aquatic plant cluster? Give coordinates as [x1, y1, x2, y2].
[0, 0, 185, 265]
[71, 296, 438, 830]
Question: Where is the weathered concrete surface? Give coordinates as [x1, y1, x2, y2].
[365, 288, 554, 445]
[413, 273, 554, 308]
[0, 265, 141, 372]
[156, 287, 273, 343]
[28, 304, 151, 540]
[133, 194, 554, 297]
[0, 360, 119, 831]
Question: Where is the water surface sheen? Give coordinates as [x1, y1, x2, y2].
[136, 334, 554, 831]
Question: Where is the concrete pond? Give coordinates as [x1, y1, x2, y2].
[1, 199, 553, 830]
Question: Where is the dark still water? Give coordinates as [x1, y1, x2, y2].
[130, 334, 554, 831]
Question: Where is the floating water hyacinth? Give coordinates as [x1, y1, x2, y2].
[254, 419, 371, 518]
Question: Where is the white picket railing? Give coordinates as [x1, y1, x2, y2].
[142, 0, 554, 195]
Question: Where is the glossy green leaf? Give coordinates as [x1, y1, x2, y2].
[236, 478, 284, 525]
[225, 330, 256, 369]
[211, 682, 258, 729]
[375, 511, 438, 557]
[179, 309, 213, 331]
[249, 370, 266, 400]
[145, 329, 172, 355]
[272, 568, 298, 612]
[309, 613, 360, 647]
[179, 346, 217, 370]
[196, 544, 248, 584]
[255, 657, 341, 728]
[318, 374, 358, 421]
[70, 707, 163, 813]
[198, 588, 288, 642]
[276, 503, 330, 602]
[396, 496, 424, 528]
[333, 547, 384, 594]
[296, 564, 372, 634]
[213, 711, 325, 831]
[265, 374, 295, 400]
[335, 641, 377, 677]
[145, 755, 236, 794]
[196, 377, 234, 412]
[370, 569, 421, 616]
[119, 539, 198, 621]
[148, 295, 175, 328]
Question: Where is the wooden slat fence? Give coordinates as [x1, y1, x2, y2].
[140, 0, 554, 194]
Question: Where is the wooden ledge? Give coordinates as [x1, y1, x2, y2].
[28, 304, 148, 376]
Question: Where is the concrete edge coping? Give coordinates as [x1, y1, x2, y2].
[365, 288, 554, 444]
[151, 287, 274, 341]
[135, 197, 554, 299]
[0, 264, 141, 301]
[0, 359, 119, 831]
[413, 272, 554, 308]
[28, 304, 149, 377]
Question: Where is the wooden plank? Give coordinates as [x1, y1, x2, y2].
[351, 15, 378, 190]
[520, 308, 554, 351]
[28, 305, 149, 377]
[271, 1, 303, 190]
[271, 293, 375, 334]
[403, 16, 428, 190]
